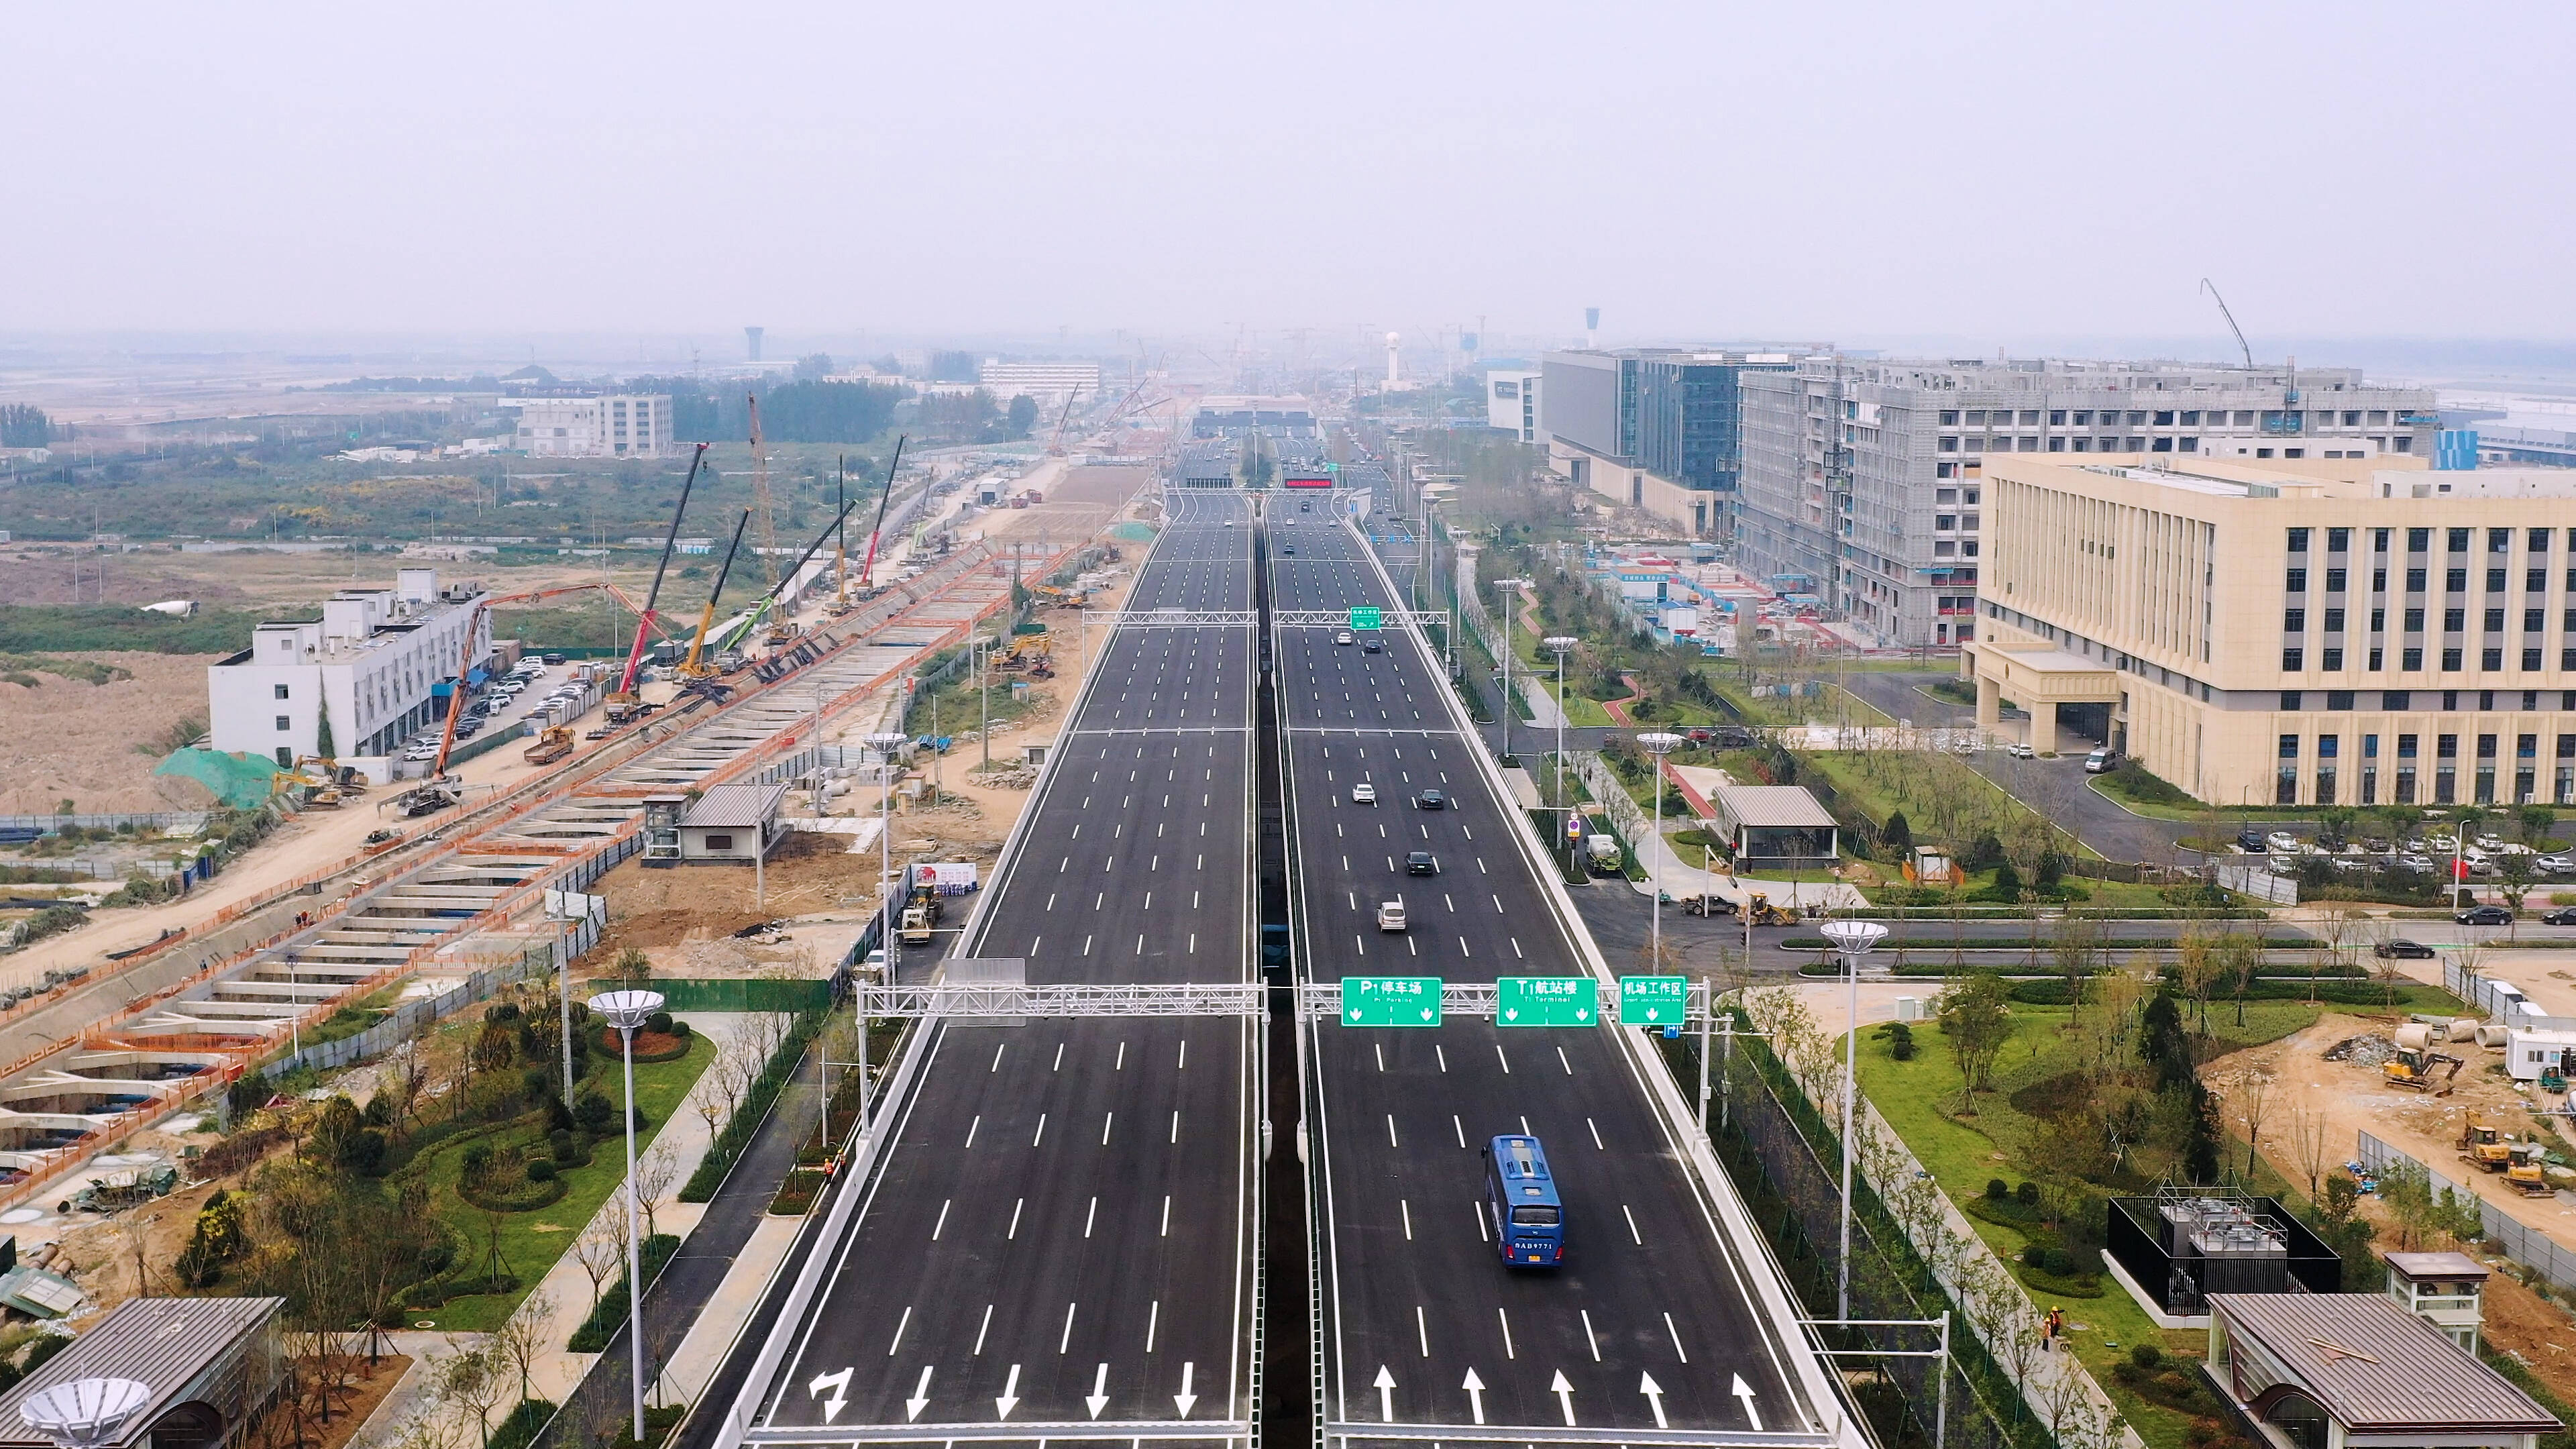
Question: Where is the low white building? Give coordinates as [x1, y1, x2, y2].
[505, 394, 672, 458]
[678, 784, 788, 863]
[977, 361, 1100, 403]
[207, 568, 492, 767]
[1487, 370, 1540, 442]
[2504, 1023, 2576, 1081]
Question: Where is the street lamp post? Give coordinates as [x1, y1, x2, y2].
[1638, 733, 1684, 970]
[1819, 918, 1888, 1322]
[865, 731, 910, 979]
[588, 987, 667, 1446]
[1544, 637, 1578, 814]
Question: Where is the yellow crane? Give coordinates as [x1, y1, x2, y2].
[680, 508, 754, 678]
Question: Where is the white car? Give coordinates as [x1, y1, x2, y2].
[1334, 629, 1355, 645]
[2266, 831, 2301, 853]
[1376, 900, 1408, 932]
[2006, 742, 2035, 759]
[1352, 783, 1377, 804]
[2540, 855, 2576, 875]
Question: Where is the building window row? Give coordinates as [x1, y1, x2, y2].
[2278, 729, 2573, 805]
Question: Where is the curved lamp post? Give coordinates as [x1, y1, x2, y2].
[1819, 918, 1888, 1320]
[1543, 637, 1578, 819]
[590, 987, 667, 1444]
[1491, 578, 1529, 761]
[1638, 733, 1684, 970]
[865, 731, 912, 973]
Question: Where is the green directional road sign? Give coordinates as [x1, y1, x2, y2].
[1342, 975, 1442, 1027]
[1497, 976, 1599, 1027]
[1620, 975, 1690, 1026]
[1349, 606, 1383, 630]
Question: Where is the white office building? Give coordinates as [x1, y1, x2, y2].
[1487, 370, 1540, 441]
[506, 394, 672, 458]
[207, 568, 492, 768]
[977, 361, 1102, 402]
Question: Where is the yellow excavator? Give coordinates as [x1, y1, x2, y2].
[2509, 1141, 2556, 1197]
[2386, 1044, 2465, 1095]
[2459, 1112, 2514, 1171]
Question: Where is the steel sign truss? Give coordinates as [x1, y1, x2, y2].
[1273, 609, 1449, 630]
[1299, 980, 1710, 1025]
[853, 981, 1266, 1018]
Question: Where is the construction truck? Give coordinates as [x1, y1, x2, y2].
[58, 1163, 179, 1215]
[1741, 892, 1799, 927]
[2385, 1044, 2465, 1094]
[523, 725, 575, 765]
[898, 886, 943, 947]
[1584, 834, 1624, 875]
[2460, 1112, 2514, 1171]
[2509, 1141, 2557, 1197]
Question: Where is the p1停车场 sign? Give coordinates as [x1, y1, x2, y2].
[1619, 975, 1688, 1026]
[1497, 976, 1597, 1027]
[1348, 606, 1383, 631]
[1342, 975, 1441, 1026]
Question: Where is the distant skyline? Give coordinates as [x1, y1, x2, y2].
[10, 1, 2575, 348]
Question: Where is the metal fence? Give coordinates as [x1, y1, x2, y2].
[2210, 862, 2298, 905]
[2355, 1130, 2576, 1295]
[646, 977, 833, 1013]
[0, 812, 210, 835]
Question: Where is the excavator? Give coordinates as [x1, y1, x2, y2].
[604, 443, 706, 723]
[2509, 1140, 2557, 1197]
[2386, 1044, 2465, 1095]
[2459, 1112, 2514, 1171]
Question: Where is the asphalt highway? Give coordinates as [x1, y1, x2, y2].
[1273, 504, 1827, 1444]
[753, 490, 1260, 1443]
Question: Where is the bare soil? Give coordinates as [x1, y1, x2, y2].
[0, 652, 225, 813]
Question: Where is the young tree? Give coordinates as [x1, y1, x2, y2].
[633, 1139, 680, 1242]
[1936, 973, 2014, 1114]
[2498, 851, 2536, 920]
[492, 1289, 556, 1403]
[437, 1341, 505, 1449]
[2286, 1106, 2334, 1200]
[2218, 930, 2264, 1026]
[2051, 915, 2102, 1025]
[2175, 932, 2221, 1032]
[574, 1219, 621, 1315]
[2225, 1066, 2274, 1181]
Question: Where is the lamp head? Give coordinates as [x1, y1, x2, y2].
[22, 1380, 152, 1449]
[588, 989, 665, 1032]
[1637, 731, 1684, 755]
[1819, 919, 1890, 959]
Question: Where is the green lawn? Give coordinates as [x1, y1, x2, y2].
[412, 1033, 715, 1332]
[1796, 749, 2105, 859]
[1854, 1000, 2327, 1449]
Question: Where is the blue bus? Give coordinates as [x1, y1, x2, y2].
[1482, 1135, 1565, 1267]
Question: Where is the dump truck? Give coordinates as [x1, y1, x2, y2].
[2460, 1112, 2514, 1171]
[523, 725, 575, 765]
[2385, 1043, 2465, 1094]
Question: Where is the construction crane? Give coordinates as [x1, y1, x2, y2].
[831, 457, 851, 615]
[606, 441, 707, 716]
[749, 394, 780, 592]
[715, 489, 877, 655]
[2201, 278, 2254, 368]
[1044, 388, 1086, 456]
[679, 507, 754, 678]
[854, 436, 908, 592]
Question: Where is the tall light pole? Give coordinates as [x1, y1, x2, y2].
[1639, 733, 1684, 970]
[1819, 918, 1888, 1321]
[865, 731, 910, 977]
[1493, 578, 1528, 759]
[588, 987, 667, 1445]
[1544, 637, 1578, 812]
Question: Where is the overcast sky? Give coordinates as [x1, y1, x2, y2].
[13, 1, 2575, 356]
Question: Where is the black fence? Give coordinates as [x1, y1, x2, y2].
[2107, 1194, 2341, 1316]
[1668, 1014, 2061, 1449]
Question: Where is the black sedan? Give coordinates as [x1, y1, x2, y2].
[2545, 906, 2576, 926]
[2373, 938, 2438, 959]
[1405, 851, 1440, 875]
[1415, 790, 1446, 810]
[2455, 904, 2516, 926]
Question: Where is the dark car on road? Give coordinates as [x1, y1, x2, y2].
[2373, 938, 2437, 959]
[2456, 904, 2516, 926]
[1406, 851, 1440, 875]
[2544, 906, 2576, 926]
[1415, 790, 1446, 810]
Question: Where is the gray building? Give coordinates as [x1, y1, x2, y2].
[1735, 358, 2441, 649]
[1540, 349, 1794, 537]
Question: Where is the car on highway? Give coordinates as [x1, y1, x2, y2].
[1376, 900, 1407, 932]
[1415, 790, 1446, 810]
[2373, 938, 2437, 959]
[2457, 904, 2516, 926]
[1334, 629, 1354, 645]
[1363, 638, 1383, 653]
[1281, 545, 1295, 555]
[2083, 747, 2121, 773]
[1224, 519, 1235, 528]
[1352, 783, 1377, 804]
[2006, 741, 2035, 759]
[2544, 906, 2576, 926]
[1405, 851, 1439, 875]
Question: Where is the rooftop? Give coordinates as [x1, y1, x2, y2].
[681, 782, 787, 831]
[1711, 782, 1836, 830]
[2212, 1292, 2557, 1434]
[2385, 1250, 2490, 1283]
[0, 1297, 281, 1449]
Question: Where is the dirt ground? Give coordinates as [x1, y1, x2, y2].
[0, 651, 227, 814]
[0, 539, 674, 613]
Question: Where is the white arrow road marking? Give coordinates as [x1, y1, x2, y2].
[1461, 1368, 1487, 1425]
[1174, 1362, 1197, 1417]
[1550, 1369, 1577, 1426]
[809, 1368, 852, 1423]
[1087, 1363, 1110, 1418]
[996, 1363, 1022, 1419]
[1375, 1364, 1397, 1423]
[1732, 1374, 1764, 1431]
[1640, 1373, 1668, 1430]
[904, 1367, 932, 1422]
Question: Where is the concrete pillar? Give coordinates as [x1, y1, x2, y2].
[2030, 700, 2059, 755]
[1975, 672, 2001, 730]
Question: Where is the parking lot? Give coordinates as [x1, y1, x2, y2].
[396, 653, 594, 769]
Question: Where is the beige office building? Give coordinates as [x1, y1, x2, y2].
[1965, 454, 2576, 808]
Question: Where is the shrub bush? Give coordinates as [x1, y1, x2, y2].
[2131, 1342, 2164, 1370]
[1985, 1179, 2009, 1201]
[526, 1158, 555, 1183]
[2015, 1181, 2039, 1206]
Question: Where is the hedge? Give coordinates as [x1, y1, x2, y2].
[565, 1233, 680, 1352]
[678, 1008, 828, 1203]
[489, 1399, 557, 1449]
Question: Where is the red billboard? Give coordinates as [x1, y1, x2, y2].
[1283, 472, 1334, 488]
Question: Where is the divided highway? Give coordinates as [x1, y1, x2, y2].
[1272, 498, 1839, 1446]
[741, 489, 1261, 1446]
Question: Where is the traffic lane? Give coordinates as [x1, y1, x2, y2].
[1091, 624, 1252, 730]
[767, 1015, 1255, 1429]
[994, 733, 1252, 987]
[1311, 1019, 1801, 1434]
[1282, 628, 1438, 731]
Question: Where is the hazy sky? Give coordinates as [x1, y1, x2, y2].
[14, 1, 2576, 351]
